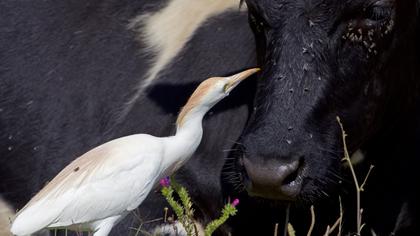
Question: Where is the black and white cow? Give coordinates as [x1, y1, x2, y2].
[0, 0, 254, 235]
[1, 0, 419, 235]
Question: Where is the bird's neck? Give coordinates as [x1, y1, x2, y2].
[175, 105, 208, 134]
[162, 108, 207, 173]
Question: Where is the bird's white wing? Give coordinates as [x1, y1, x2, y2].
[12, 134, 164, 235]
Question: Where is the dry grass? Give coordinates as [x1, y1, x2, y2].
[337, 116, 374, 236]
[279, 117, 375, 236]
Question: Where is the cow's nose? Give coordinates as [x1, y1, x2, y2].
[242, 157, 303, 200]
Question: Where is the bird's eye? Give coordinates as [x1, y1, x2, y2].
[223, 84, 229, 92]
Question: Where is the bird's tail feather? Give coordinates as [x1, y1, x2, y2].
[10, 200, 62, 236]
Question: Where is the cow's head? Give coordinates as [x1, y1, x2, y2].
[223, 0, 420, 204]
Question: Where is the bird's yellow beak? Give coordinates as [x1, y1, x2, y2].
[224, 68, 260, 93]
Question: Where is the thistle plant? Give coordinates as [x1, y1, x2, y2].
[204, 199, 239, 236]
[160, 176, 197, 236]
[160, 176, 239, 236]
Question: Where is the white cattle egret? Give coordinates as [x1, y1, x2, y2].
[10, 68, 259, 236]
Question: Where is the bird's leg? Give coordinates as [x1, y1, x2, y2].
[92, 225, 113, 236]
[91, 215, 123, 236]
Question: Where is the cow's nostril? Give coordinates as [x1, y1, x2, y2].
[242, 157, 303, 200]
[282, 157, 304, 184]
[280, 158, 303, 197]
[282, 162, 299, 185]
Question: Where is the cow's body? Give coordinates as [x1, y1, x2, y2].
[1, 0, 420, 235]
[0, 0, 255, 234]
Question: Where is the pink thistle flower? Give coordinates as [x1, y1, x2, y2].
[160, 176, 170, 187]
[232, 199, 240, 207]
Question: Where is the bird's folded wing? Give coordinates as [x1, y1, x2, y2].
[47, 158, 159, 227]
[13, 134, 163, 232]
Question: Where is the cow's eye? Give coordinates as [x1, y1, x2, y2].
[365, 6, 391, 21]
[341, 1, 395, 56]
[362, 3, 393, 24]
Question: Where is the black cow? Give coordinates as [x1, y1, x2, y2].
[1, 0, 419, 236]
[221, 0, 420, 235]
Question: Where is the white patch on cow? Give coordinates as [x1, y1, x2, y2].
[0, 197, 14, 236]
[132, 0, 241, 88]
[152, 220, 205, 236]
[122, 0, 243, 120]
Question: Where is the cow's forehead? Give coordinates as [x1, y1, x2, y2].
[244, 0, 393, 12]
[244, 0, 397, 30]
[244, 0, 341, 20]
